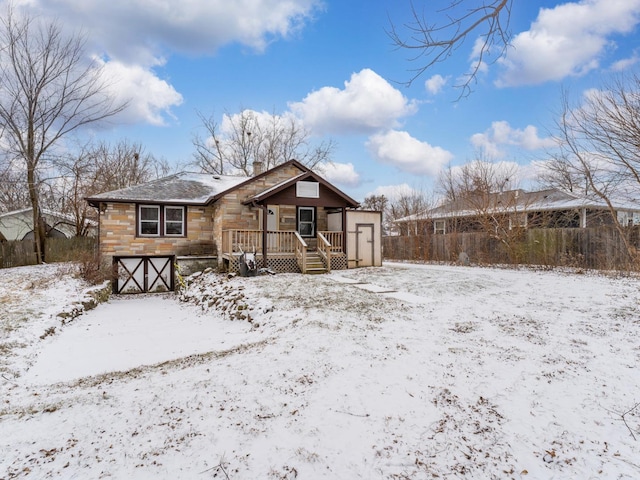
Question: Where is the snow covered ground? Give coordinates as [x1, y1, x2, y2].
[1, 262, 639, 479]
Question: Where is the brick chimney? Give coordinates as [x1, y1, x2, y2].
[253, 161, 264, 176]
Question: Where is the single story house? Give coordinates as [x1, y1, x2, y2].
[86, 160, 382, 293]
[395, 188, 640, 236]
[0, 208, 94, 241]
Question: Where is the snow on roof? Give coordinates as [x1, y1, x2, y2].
[86, 172, 249, 205]
[0, 207, 97, 226]
[395, 188, 640, 223]
[247, 172, 307, 201]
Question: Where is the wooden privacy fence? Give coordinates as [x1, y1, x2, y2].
[0, 240, 38, 268]
[383, 226, 640, 271]
[0, 237, 96, 268]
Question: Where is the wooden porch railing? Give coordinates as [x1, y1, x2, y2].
[222, 229, 344, 274]
[318, 231, 343, 253]
[222, 230, 262, 255]
[266, 231, 298, 254]
[223, 230, 303, 256]
[223, 230, 344, 255]
[317, 232, 332, 272]
[294, 232, 308, 273]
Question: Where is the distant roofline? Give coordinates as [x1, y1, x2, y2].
[395, 188, 640, 223]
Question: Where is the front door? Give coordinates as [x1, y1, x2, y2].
[266, 205, 279, 251]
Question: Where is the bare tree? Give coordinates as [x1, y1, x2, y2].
[536, 151, 589, 195]
[387, 190, 435, 236]
[192, 109, 335, 175]
[361, 194, 388, 212]
[50, 140, 170, 236]
[0, 6, 127, 261]
[388, 0, 512, 96]
[545, 75, 640, 265]
[437, 159, 526, 260]
[438, 159, 518, 204]
[0, 159, 29, 212]
[361, 194, 389, 233]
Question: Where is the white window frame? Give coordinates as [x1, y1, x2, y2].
[434, 219, 446, 235]
[298, 206, 315, 237]
[139, 205, 160, 236]
[508, 213, 527, 230]
[164, 206, 185, 236]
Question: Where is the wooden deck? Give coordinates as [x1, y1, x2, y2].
[222, 230, 345, 273]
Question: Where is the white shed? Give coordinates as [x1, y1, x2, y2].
[345, 210, 382, 268]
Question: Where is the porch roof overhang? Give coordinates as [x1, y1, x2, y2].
[242, 170, 360, 208]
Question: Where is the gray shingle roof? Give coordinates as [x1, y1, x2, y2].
[86, 172, 248, 205]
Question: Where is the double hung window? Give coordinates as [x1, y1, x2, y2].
[138, 205, 185, 237]
[139, 206, 161, 236]
[165, 206, 185, 235]
[434, 220, 446, 235]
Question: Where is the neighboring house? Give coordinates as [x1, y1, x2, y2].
[0, 208, 95, 241]
[86, 160, 382, 293]
[395, 188, 640, 236]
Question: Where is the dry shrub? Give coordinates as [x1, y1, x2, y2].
[76, 250, 111, 285]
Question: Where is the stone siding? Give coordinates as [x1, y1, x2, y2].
[213, 164, 304, 250]
[98, 163, 316, 267]
[99, 203, 216, 263]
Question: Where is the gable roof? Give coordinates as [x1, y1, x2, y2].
[86, 160, 312, 207]
[395, 188, 640, 223]
[244, 170, 359, 207]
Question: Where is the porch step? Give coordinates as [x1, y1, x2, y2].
[304, 252, 327, 274]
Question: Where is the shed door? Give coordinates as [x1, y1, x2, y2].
[355, 224, 374, 267]
[114, 256, 174, 294]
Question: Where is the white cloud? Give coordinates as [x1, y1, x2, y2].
[315, 162, 361, 187]
[366, 130, 453, 176]
[99, 59, 184, 126]
[289, 69, 418, 134]
[366, 183, 417, 203]
[425, 74, 448, 95]
[611, 52, 640, 71]
[497, 0, 640, 87]
[14, 0, 322, 126]
[31, 0, 322, 63]
[470, 121, 557, 157]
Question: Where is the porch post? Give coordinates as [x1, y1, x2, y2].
[261, 204, 268, 267]
[342, 208, 347, 253]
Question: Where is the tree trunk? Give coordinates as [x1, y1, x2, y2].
[27, 165, 43, 264]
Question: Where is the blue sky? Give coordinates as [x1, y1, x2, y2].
[10, 0, 640, 201]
